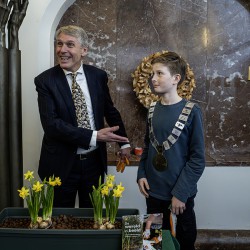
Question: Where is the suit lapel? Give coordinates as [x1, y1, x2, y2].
[54, 66, 77, 125]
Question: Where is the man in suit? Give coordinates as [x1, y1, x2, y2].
[35, 25, 130, 208]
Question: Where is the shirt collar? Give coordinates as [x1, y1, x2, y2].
[63, 63, 83, 76]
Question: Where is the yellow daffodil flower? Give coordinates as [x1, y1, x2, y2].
[24, 170, 34, 181]
[113, 188, 123, 198]
[54, 177, 62, 186]
[116, 182, 125, 192]
[106, 174, 115, 183]
[48, 177, 57, 186]
[32, 181, 43, 192]
[101, 185, 109, 196]
[48, 180, 56, 186]
[106, 180, 114, 189]
[17, 187, 30, 199]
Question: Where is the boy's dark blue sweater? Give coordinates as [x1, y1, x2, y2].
[137, 99, 205, 203]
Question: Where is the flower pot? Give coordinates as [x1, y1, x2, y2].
[0, 207, 139, 250]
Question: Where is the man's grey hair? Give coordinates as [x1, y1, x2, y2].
[55, 25, 88, 47]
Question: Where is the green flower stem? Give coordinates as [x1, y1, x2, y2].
[109, 197, 120, 224]
[27, 188, 41, 224]
[90, 192, 103, 224]
[42, 185, 54, 220]
[104, 195, 111, 221]
[89, 176, 104, 225]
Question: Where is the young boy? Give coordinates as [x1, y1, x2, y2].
[137, 51, 205, 250]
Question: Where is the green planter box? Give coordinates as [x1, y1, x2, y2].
[0, 207, 139, 250]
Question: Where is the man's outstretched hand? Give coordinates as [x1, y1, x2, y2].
[97, 126, 129, 143]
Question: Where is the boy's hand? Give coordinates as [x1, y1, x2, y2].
[138, 178, 150, 198]
[171, 196, 186, 215]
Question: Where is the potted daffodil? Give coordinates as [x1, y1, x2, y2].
[17, 171, 43, 229]
[40, 175, 61, 227]
[0, 172, 138, 250]
[17, 170, 61, 229]
[102, 174, 125, 229]
[90, 174, 125, 229]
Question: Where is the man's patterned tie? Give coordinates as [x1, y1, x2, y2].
[71, 72, 91, 129]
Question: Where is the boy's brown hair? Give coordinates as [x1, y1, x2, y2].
[151, 51, 187, 85]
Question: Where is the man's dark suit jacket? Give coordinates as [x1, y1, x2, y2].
[35, 64, 127, 182]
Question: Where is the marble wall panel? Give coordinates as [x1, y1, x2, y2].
[57, 0, 250, 165]
[205, 0, 250, 165]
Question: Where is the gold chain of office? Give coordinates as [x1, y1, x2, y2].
[132, 50, 196, 108]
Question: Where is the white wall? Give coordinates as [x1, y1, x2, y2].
[19, 0, 250, 230]
[108, 166, 250, 230]
[19, 0, 75, 180]
[195, 167, 250, 230]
